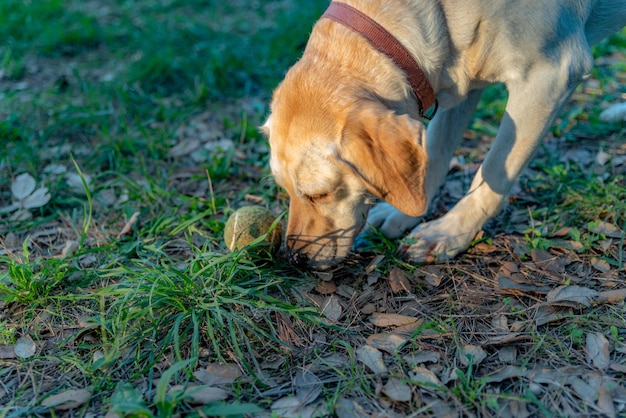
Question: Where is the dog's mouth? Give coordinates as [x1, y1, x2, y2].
[284, 226, 362, 270]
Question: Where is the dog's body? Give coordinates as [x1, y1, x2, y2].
[264, 0, 626, 270]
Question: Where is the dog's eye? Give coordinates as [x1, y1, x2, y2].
[306, 192, 330, 202]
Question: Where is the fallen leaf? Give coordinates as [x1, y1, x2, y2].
[531, 248, 565, 274]
[587, 220, 623, 238]
[590, 257, 611, 273]
[473, 242, 498, 254]
[369, 312, 420, 327]
[546, 285, 598, 308]
[457, 345, 487, 367]
[168, 139, 201, 157]
[382, 377, 412, 402]
[498, 346, 517, 364]
[193, 363, 241, 385]
[295, 369, 322, 406]
[356, 345, 387, 374]
[403, 351, 440, 366]
[12, 173, 36, 200]
[498, 261, 519, 277]
[587, 332, 610, 370]
[170, 384, 228, 404]
[596, 288, 626, 304]
[0, 345, 16, 359]
[335, 284, 355, 299]
[491, 315, 508, 333]
[41, 388, 92, 410]
[420, 266, 442, 287]
[597, 384, 616, 417]
[15, 335, 37, 359]
[334, 397, 369, 418]
[321, 295, 342, 321]
[498, 276, 550, 294]
[271, 397, 328, 418]
[65, 172, 92, 194]
[22, 187, 51, 209]
[408, 366, 443, 387]
[596, 150, 611, 166]
[484, 365, 523, 383]
[567, 376, 596, 403]
[388, 267, 412, 293]
[366, 333, 407, 354]
[315, 280, 337, 295]
[535, 305, 571, 326]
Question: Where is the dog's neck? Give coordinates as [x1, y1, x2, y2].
[322, 2, 438, 118]
[313, 0, 449, 117]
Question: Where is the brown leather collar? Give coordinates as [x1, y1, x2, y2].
[322, 2, 437, 119]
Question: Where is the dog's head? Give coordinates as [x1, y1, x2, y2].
[263, 31, 429, 270]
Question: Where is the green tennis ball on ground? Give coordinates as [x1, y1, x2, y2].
[223, 206, 282, 253]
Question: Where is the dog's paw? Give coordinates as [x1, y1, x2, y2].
[600, 102, 626, 123]
[364, 202, 421, 239]
[398, 217, 479, 263]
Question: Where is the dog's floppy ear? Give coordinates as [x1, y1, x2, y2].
[337, 100, 428, 216]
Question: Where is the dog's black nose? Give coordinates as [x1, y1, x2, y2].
[286, 247, 308, 267]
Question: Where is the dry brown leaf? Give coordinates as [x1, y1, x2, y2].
[491, 315, 509, 333]
[566, 376, 596, 403]
[315, 280, 337, 295]
[15, 335, 37, 359]
[610, 363, 626, 373]
[535, 305, 571, 326]
[403, 351, 440, 366]
[498, 276, 550, 294]
[591, 257, 612, 273]
[457, 345, 487, 367]
[420, 266, 443, 287]
[367, 333, 407, 354]
[193, 363, 241, 385]
[530, 248, 565, 274]
[498, 346, 517, 363]
[321, 295, 342, 321]
[295, 369, 322, 406]
[382, 377, 412, 402]
[484, 365, 524, 383]
[170, 384, 229, 404]
[546, 285, 598, 308]
[587, 332, 610, 370]
[498, 261, 519, 277]
[485, 332, 532, 345]
[388, 267, 412, 293]
[597, 384, 616, 417]
[0, 345, 16, 359]
[472, 242, 498, 254]
[596, 288, 626, 304]
[271, 396, 329, 418]
[334, 397, 369, 418]
[369, 312, 420, 327]
[40, 388, 92, 410]
[551, 226, 572, 237]
[356, 345, 387, 374]
[587, 221, 623, 238]
[408, 366, 443, 387]
[169, 139, 201, 157]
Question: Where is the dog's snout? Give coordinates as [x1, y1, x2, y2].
[286, 246, 308, 267]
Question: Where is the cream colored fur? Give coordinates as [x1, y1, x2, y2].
[264, 0, 626, 269]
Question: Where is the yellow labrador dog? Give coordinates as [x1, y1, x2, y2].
[263, 0, 626, 270]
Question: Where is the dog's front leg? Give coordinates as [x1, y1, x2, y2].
[402, 55, 592, 263]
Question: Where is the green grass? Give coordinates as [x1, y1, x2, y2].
[1, 2, 625, 416]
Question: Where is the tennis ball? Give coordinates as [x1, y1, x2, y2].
[223, 206, 282, 253]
